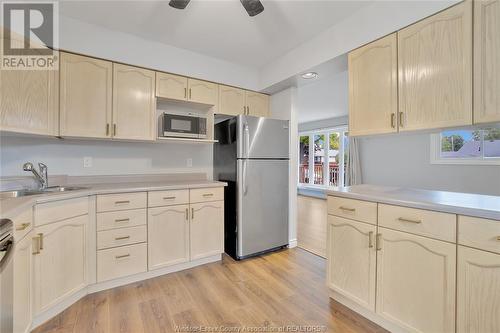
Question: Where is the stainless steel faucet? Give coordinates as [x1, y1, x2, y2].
[23, 162, 48, 189]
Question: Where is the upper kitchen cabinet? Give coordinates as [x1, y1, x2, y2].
[59, 52, 113, 138]
[219, 85, 246, 115]
[156, 72, 188, 101]
[398, 2, 473, 131]
[112, 64, 156, 140]
[188, 78, 218, 105]
[474, 0, 500, 124]
[348, 34, 398, 136]
[246, 91, 270, 117]
[0, 31, 58, 136]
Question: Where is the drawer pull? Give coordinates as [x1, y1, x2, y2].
[16, 223, 31, 231]
[115, 200, 130, 205]
[115, 254, 130, 259]
[398, 217, 422, 224]
[368, 231, 374, 248]
[339, 206, 356, 212]
[115, 218, 130, 223]
[202, 193, 214, 197]
[163, 196, 176, 200]
[115, 236, 130, 241]
[497, 236, 500, 241]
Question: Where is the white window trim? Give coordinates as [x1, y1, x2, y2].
[430, 133, 500, 166]
[298, 125, 348, 189]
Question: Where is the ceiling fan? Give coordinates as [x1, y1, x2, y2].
[169, 0, 264, 17]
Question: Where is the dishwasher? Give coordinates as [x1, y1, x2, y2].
[0, 218, 13, 333]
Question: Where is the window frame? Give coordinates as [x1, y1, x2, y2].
[430, 129, 500, 166]
[298, 126, 348, 189]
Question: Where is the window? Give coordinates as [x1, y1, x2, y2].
[298, 126, 348, 188]
[431, 127, 500, 165]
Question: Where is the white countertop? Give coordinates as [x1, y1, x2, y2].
[0, 179, 227, 220]
[327, 184, 500, 221]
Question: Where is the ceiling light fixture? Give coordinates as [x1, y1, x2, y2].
[301, 72, 318, 80]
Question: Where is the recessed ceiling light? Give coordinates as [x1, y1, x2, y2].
[301, 72, 318, 79]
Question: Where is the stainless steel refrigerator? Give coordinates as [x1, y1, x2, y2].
[214, 115, 289, 260]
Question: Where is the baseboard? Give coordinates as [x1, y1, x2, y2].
[288, 238, 298, 248]
[329, 290, 407, 333]
[31, 254, 222, 331]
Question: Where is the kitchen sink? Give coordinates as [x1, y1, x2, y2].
[0, 186, 88, 199]
[41, 186, 88, 192]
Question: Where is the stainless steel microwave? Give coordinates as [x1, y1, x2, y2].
[160, 111, 207, 139]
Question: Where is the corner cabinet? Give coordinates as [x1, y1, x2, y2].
[474, 0, 500, 124]
[112, 64, 156, 140]
[398, 1, 473, 131]
[59, 52, 113, 138]
[348, 34, 398, 136]
[190, 201, 224, 260]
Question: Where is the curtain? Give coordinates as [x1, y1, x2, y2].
[345, 136, 362, 186]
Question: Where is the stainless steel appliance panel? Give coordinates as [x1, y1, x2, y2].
[0, 219, 13, 333]
[237, 116, 289, 159]
[237, 159, 289, 257]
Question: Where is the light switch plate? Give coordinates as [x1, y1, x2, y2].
[83, 156, 93, 168]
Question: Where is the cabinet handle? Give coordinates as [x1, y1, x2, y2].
[115, 236, 130, 241]
[391, 113, 396, 128]
[496, 236, 500, 241]
[115, 200, 130, 205]
[184, 87, 187, 99]
[38, 233, 44, 250]
[191, 208, 195, 220]
[32, 235, 40, 255]
[243, 106, 246, 114]
[339, 206, 356, 212]
[185, 208, 189, 221]
[376, 233, 382, 251]
[202, 193, 214, 197]
[115, 254, 130, 259]
[399, 112, 404, 127]
[247, 106, 250, 115]
[163, 196, 176, 200]
[113, 124, 117, 136]
[115, 218, 130, 223]
[189, 88, 192, 99]
[368, 231, 374, 248]
[16, 223, 31, 231]
[106, 123, 110, 136]
[398, 217, 422, 224]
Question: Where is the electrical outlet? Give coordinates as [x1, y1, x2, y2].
[83, 157, 93, 168]
[186, 158, 193, 167]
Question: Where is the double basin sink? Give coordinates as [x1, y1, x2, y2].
[0, 186, 88, 199]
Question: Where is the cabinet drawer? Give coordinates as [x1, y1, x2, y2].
[97, 243, 147, 282]
[97, 225, 147, 250]
[190, 187, 224, 203]
[148, 189, 189, 207]
[35, 197, 88, 226]
[327, 196, 377, 225]
[96, 192, 147, 212]
[12, 208, 33, 240]
[378, 204, 456, 242]
[97, 208, 146, 231]
[458, 216, 500, 254]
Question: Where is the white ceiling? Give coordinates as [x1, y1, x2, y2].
[59, 0, 372, 68]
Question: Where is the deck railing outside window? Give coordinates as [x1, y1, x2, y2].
[299, 163, 344, 187]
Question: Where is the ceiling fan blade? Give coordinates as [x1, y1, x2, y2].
[169, 0, 191, 9]
[240, 0, 264, 17]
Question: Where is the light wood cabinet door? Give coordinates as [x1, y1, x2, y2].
[376, 228, 456, 333]
[156, 72, 188, 101]
[348, 34, 398, 136]
[13, 232, 33, 333]
[148, 204, 190, 270]
[190, 201, 224, 260]
[59, 53, 112, 138]
[457, 246, 500, 333]
[112, 64, 156, 140]
[474, 0, 500, 124]
[246, 91, 270, 117]
[188, 78, 218, 105]
[33, 215, 88, 315]
[0, 31, 58, 136]
[218, 85, 246, 115]
[326, 216, 376, 311]
[398, 1, 473, 131]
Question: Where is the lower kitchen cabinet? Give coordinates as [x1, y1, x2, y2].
[13, 231, 34, 333]
[457, 246, 500, 333]
[375, 228, 456, 333]
[148, 204, 190, 270]
[327, 215, 376, 310]
[33, 214, 88, 315]
[190, 201, 224, 260]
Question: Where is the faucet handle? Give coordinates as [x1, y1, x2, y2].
[23, 162, 34, 171]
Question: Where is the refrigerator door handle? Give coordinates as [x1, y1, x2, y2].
[244, 123, 250, 158]
[243, 159, 248, 195]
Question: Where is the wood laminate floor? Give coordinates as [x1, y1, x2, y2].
[33, 248, 386, 333]
[297, 195, 327, 258]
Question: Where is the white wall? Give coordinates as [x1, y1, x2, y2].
[360, 133, 500, 196]
[0, 135, 213, 178]
[59, 16, 260, 91]
[270, 87, 298, 247]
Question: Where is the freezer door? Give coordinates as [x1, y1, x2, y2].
[237, 115, 289, 159]
[237, 159, 289, 258]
